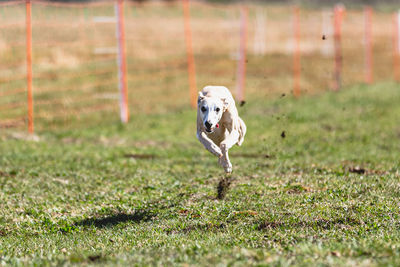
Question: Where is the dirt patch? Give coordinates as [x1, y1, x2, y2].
[0, 170, 17, 177]
[0, 229, 8, 236]
[88, 255, 103, 262]
[348, 166, 366, 174]
[124, 153, 158, 160]
[343, 164, 388, 175]
[75, 211, 153, 228]
[217, 176, 233, 200]
[283, 184, 311, 194]
[321, 124, 334, 131]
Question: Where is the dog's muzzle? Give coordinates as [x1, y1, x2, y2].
[205, 121, 212, 132]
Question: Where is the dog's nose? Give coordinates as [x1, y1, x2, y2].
[205, 121, 212, 130]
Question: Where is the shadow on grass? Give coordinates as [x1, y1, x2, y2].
[230, 153, 272, 159]
[124, 153, 158, 159]
[75, 211, 154, 228]
[258, 217, 361, 231]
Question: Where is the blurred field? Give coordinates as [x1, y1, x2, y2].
[0, 1, 398, 131]
[1, 82, 400, 265]
[1, 2, 400, 265]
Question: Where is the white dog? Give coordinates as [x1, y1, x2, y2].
[197, 86, 246, 173]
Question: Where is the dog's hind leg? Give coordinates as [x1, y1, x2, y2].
[218, 153, 232, 173]
[220, 130, 240, 152]
[219, 130, 240, 173]
[237, 117, 247, 146]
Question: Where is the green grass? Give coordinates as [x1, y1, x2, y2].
[1, 82, 400, 266]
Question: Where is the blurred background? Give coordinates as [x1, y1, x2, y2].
[0, 0, 399, 132]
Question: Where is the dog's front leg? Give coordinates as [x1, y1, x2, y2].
[219, 130, 240, 173]
[197, 131, 223, 158]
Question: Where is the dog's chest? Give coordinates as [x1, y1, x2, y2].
[206, 126, 227, 146]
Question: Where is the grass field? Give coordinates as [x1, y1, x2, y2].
[1, 82, 400, 266]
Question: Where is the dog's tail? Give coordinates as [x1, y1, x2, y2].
[237, 117, 246, 146]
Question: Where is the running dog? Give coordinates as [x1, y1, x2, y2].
[196, 86, 246, 173]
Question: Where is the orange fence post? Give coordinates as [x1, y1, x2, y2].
[26, 0, 34, 133]
[235, 5, 248, 105]
[292, 6, 301, 98]
[182, 0, 197, 108]
[364, 6, 373, 84]
[333, 5, 344, 91]
[115, 0, 129, 123]
[393, 11, 400, 82]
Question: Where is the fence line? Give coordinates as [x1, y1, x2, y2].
[115, 0, 129, 123]
[292, 6, 301, 98]
[26, 0, 34, 133]
[364, 6, 373, 84]
[0, 1, 399, 133]
[235, 5, 248, 105]
[0, 0, 24, 7]
[394, 11, 400, 81]
[182, 0, 197, 108]
[333, 4, 345, 91]
[32, 0, 111, 8]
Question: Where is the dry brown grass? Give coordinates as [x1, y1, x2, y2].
[0, 1, 397, 130]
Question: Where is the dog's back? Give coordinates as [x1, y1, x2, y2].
[201, 86, 235, 103]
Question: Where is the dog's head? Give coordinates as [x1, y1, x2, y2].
[198, 92, 228, 133]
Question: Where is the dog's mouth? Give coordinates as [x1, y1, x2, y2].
[205, 123, 219, 133]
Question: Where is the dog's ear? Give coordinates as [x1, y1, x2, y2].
[221, 97, 229, 111]
[197, 91, 205, 104]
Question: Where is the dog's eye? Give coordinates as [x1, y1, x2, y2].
[216, 108, 220, 113]
[201, 107, 206, 112]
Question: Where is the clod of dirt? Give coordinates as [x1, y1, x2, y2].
[348, 166, 366, 174]
[281, 131, 286, 138]
[258, 221, 283, 230]
[240, 100, 246, 107]
[178, 209, 189, 216]
[88, 255, 102, 262]
[217, 177, 232, 200]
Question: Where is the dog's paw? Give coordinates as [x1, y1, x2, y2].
[224, 164, 232, 174]
[219, 157, 232, 173]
